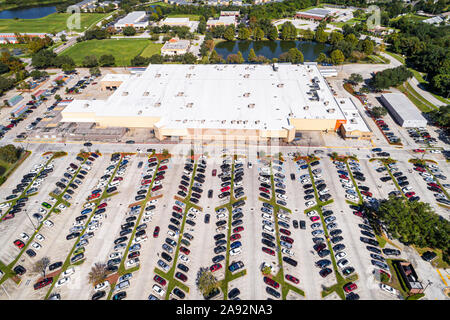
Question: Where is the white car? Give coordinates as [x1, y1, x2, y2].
[94, 281, 109, 291]
[305, 201, 316, 207]
[48, 197, 57, 203]
[261, 213, 274, 221]
[229, 247, 242, 256]
[337, 259, 349, 269]
[152, 284, 165, 297]
[301, 179, 311, 184]
[0, 202, 11, 209]
[142, 216, 152, 223]
[35, 234, 45, 242]
[87, 225, 98, 232]
[148, 199, 158, 205]
[345, 194, 358, 201]
[335, 251, 347, 259]
[380, 283, 397, 296]
[109, 252, 122, 259]
[133, 235, 147, 243]
[318, 189, 329, 196]
[179, 254, 190, 263]
[39, 208, 48, 214]
[44, 220, 54, 227]
[281, 248, 294, 256]
[83, 202, 95, 209]
[126, 258, 139, 268]
[167, 230, 178, 238]
[216, 213, 227, 220]
[19, 233, 30, 241]
[429, 149, 441, 154]
[58, 204, 66, 210]
[55, 277, 70, 287]
[276, 193, 287, 200]
[62, 267, 75, 277]
[307, 210, 318, 217]
[277, 214, 290, 222]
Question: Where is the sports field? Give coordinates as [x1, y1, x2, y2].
[0, 13, 107, 34]
[60, 39, 161, 66]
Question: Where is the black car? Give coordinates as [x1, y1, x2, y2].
[299, 220, 306, 229]
[173, 288, 186, 299]
[318, 249, 330, 258]
[367, 246, 382, 254]
[346, 292, 360, 300]
[214, 234, 226, 241]
[266, 286, 280, 298]
[212, 255, 225, 263]
[112, 291, 127, 300]
[293, 220, 299, 229]
[26, 249, 36, 257]
[208, 190, 213, 198]
[161, 252, 172, 262]
[282, 256, 297, 267]
[228, 288, 241, 299]
[204, 214, 210, 224]
[204, 288, 220, 300]
[262, 232, 275, 241]
[92, 290, 106, 300]
[13, 265, 26, 275]
[262, 239, 275, 248]
[49, 261, 63, 271]
[177, 263, 189, 272]
[214, 246, 226, 254]
[421, 251, 437, 262]
[66, 232, 80, 240]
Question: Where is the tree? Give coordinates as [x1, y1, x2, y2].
[267, 26, 278, 41]
[280, 21, 297, 40]
[99, 54, 115, 67]
[54, 94, 62, 101]
[89, 67, 101, 76]
[349, 73, 363, 84]
[362, 39, 374, 55]
[88, 262, 108, 285]
[430, 73, 450, 97]
[196, 267, 219, 296]
[31, 49, 57, 69]
[60, 34, 67, 42]
[253, 27, 264, 41]
[149, 54, 163, 64]
[287, 48, 304, 64]
[370, 106, 388, 118]
[238, 27, 250, 40]
[123, 26, 136, 36]
[223, 26, 235, 41]
[316, 52, 328, 63]
[0, 144, 21, 163]
[329, 31, 344, 45]
[61, 63, 75, 73]
[237, 51, 244, 64]
[209, 50, 224, 64]
[182, 52, 197, 64]
[33, 257, 50, 277]
[248, 48, 256, 63]
[83, 55, 98, 68]
[428, 104, 450, 128]
[315, 28, 328, 43]
[330, 49, 345, 65]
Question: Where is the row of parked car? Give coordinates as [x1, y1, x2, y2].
[407, 128, 438, 146]
[259, 159, 299, 300]
[152, 156, 204, 300]
[1, 157, 56, 221]
[374, 118, 400, 144]
[412, 162, 449, 206]
[212, 155, 247, 300]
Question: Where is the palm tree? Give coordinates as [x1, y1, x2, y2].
[88, 262, 107, 285]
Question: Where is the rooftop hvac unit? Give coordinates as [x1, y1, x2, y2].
[186, 103, 193, 108]
[143, 91, 149, 96]
[255, 120, 260, 124]
[288, 112, 293, 117]
[272, 63, 279, 71]
[221, 120, 226, 124]
[327, 108, 335, 113]
[277, 83, 284, 88]
[304, 106, 309, 110]
[243, 120, 248, 124]
[243, 92, 250, 97]
[324, 101, 329, 106]
[154, 102, 161, 107]
[138, 110, 142, 115]
[177, 92, 184, 96]
[122, 91, 129, 96]
[183, 119, 187, 123]
[155, 74, 161, 78]
[84, 103, 90, 108]
[244, 74, 250, 78]
[189, 66, 195, 69]
[350, 118, 358, 124]
[231, 120, 236, 124]
[248, 103, 255, 108]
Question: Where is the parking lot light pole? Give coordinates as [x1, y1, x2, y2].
[24, 209, 38, 231]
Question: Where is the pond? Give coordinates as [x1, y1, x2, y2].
[215, 40, 331, 62]
[0, 6, 56, 19]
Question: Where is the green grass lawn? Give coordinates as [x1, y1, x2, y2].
[60, 39, 151, 66]
[166, 14, 201, 21]
[0, 13, 107, 34]
[140, 42, 163, 58]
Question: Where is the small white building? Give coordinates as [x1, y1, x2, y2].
[160, 17, 191, 27]
[161, 38, 190, 56]
[206, 15, 237, 28]
[380, 93, 428, 128]
[115, 11, 149, 29]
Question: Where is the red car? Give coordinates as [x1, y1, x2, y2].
[353, 211, 364, 217]
[414, 167, 426, 172]
[173, 206, 182, 213]
[128, 251, 140, 259]
[259, 187, 270, 193]
[180, 246, 190, 255]
[343, 282, 357, 293]
[280, 236, 294, 244]
[262, 247, 275, 256]
[233, 226, 244, 233]
[158, 165, 167, 171]
[405, 192, 415, 198]
[210, 263, 222, 272]
[6, 124, 14, 128]
[230, 233, 241, 241]
[14, 239, 25, 249]
[285, 274, 299, 284]
[221, 186, 231, 193]
[413, 149, 425, 153]
[175, 272, 187, 282]
[88, 193, 100, 201]
[153, 275, 167, 286]
[310, 216, 320, 222]
[279, 228, 291, 236]
[113, 177, 123, 181]
[428, 183, 440, 188]
[154, 175, 164, 181]
[34, 277, 53, 290]
[97, 202, 107, 209]
[141, 179, 152, 185]
[339, 174, 349, 180]
[212, 169, 217, 176]
[179, 185, 187, 191]
[153, 226, 160, 238]
[148, 157, 157, 163]
[2, 213, 14, 221]
[152, 185, 163, 192]
[263, 276, 280, 289]
[361, 191, 372, 197]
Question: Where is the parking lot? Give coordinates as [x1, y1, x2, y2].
[0, 144, 448, 300]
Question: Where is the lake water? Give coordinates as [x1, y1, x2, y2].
[215, 40, 331, 62]
[0, 6, 56, 19]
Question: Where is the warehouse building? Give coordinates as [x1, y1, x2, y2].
[295, 8, 331, 21]
[115, 11, 148, 29]
[61, 64, 369, 142]
[380, 93, 427, 128]
[161, 38, 190, 56]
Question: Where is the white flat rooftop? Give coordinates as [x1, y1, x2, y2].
[63, 64, 347, 131]
[115, 11, 147, 25]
